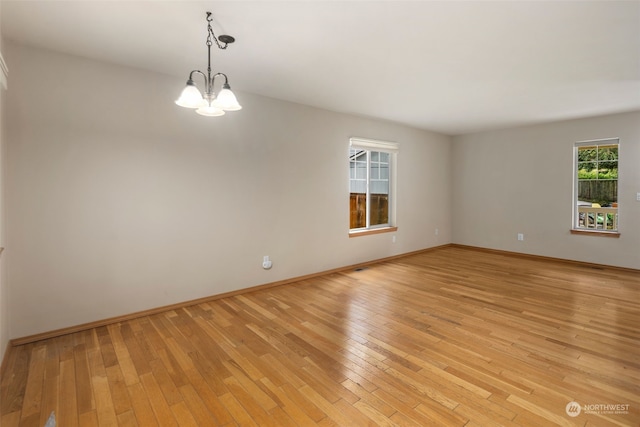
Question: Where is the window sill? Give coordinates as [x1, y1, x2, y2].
[570, 229, 620, 238]
[349, 226, 397, 238]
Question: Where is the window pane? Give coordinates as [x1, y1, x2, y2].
[577, 162, 597, 180]
[371, 180, 389, 195]
[350, 193, 367, 229]
[351, 180, 366, 194]
[379, 152, 389, 163]
[598, 146, 618, 161]
[371, 163, 379, 179]
[577, 161, 596, 172]
[598, 162, 617, 179]
[380, 164, 389, 180]
[371, 151, 379, 161]
[578, 180, 618, 204]
[578, 147, 597, 161]
[370, 193, 389, 226]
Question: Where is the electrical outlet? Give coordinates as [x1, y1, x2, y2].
[517, 233, 524, 241]
[262, 256, 272, 269]
[637, 192, 640, 201]
[435, 228, 439, 236]
[392, 235, 396, 243]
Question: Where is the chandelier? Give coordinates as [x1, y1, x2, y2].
[175, 12, 242, 116]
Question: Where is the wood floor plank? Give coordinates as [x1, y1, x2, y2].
[222, 358, 277, 411]
[218, 391, 258, 427]
[92, 373, 118, 426]
[222, 374, 274, 425]
[105, 365, 133, 416]
[1, 344, 31, 415]
[180, 368, 234, 426]
[2, 246, 639, 426]
[78, 409, 99, 427]
[18, 345, 46, 423]
[57, 357, 79, 427]
[168, 401, 198, 427]
[96, 326, 118, 369]
[298, 384, 374, 426]
[119, 324, 152, 379]
[108, 324, 140, 387]
[148, 359, 182, 407]
[139, 373, 177, 427]
[341, 378, 395, 417]
[73, 343, 94, 416]
[176, 384, 218, 427]
[43, 340, 60, 381]
[506, 393, 575, 427]
[1, 410, 21, 427]
[259, 377, 320, 425]
[38, 375, 58, 427]
[127, 381, 157, 427]
[116, 410, 139, 427]
[266, 405, 299, 427]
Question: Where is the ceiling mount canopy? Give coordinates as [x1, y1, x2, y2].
[175, 11, 242, 117]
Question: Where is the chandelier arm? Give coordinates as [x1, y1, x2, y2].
[188, 70, 213, 97]
[189, 70, 207, 81]
[189, 70, 208, 89]
[212, 72, 229, 86]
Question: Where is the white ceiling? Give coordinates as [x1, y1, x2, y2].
[2, 1, 639, 135]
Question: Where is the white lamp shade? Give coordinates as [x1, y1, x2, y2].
[196, 104, 226, 117]
[211, 88, 242, 111]
[175, 84, 206, 108]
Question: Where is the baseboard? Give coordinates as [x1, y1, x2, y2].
[9, 244, 452, 347]
[450, 244, 640, 273]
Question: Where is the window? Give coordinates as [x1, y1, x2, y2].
[573, 139, 619, 233]
[349, 137, 398, 234]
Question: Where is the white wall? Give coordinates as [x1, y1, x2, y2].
[452, 111, 640, 269]
[0, 3, 8, 360]
[4, 41, 452, 339]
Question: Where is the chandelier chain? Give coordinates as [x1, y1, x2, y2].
[206, 12, 228, 50]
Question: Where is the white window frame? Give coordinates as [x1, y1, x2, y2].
[572, 138, 620, 235]
[349, 137, 398, 236]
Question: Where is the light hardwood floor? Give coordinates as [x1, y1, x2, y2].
[1, 246, 639, 426]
